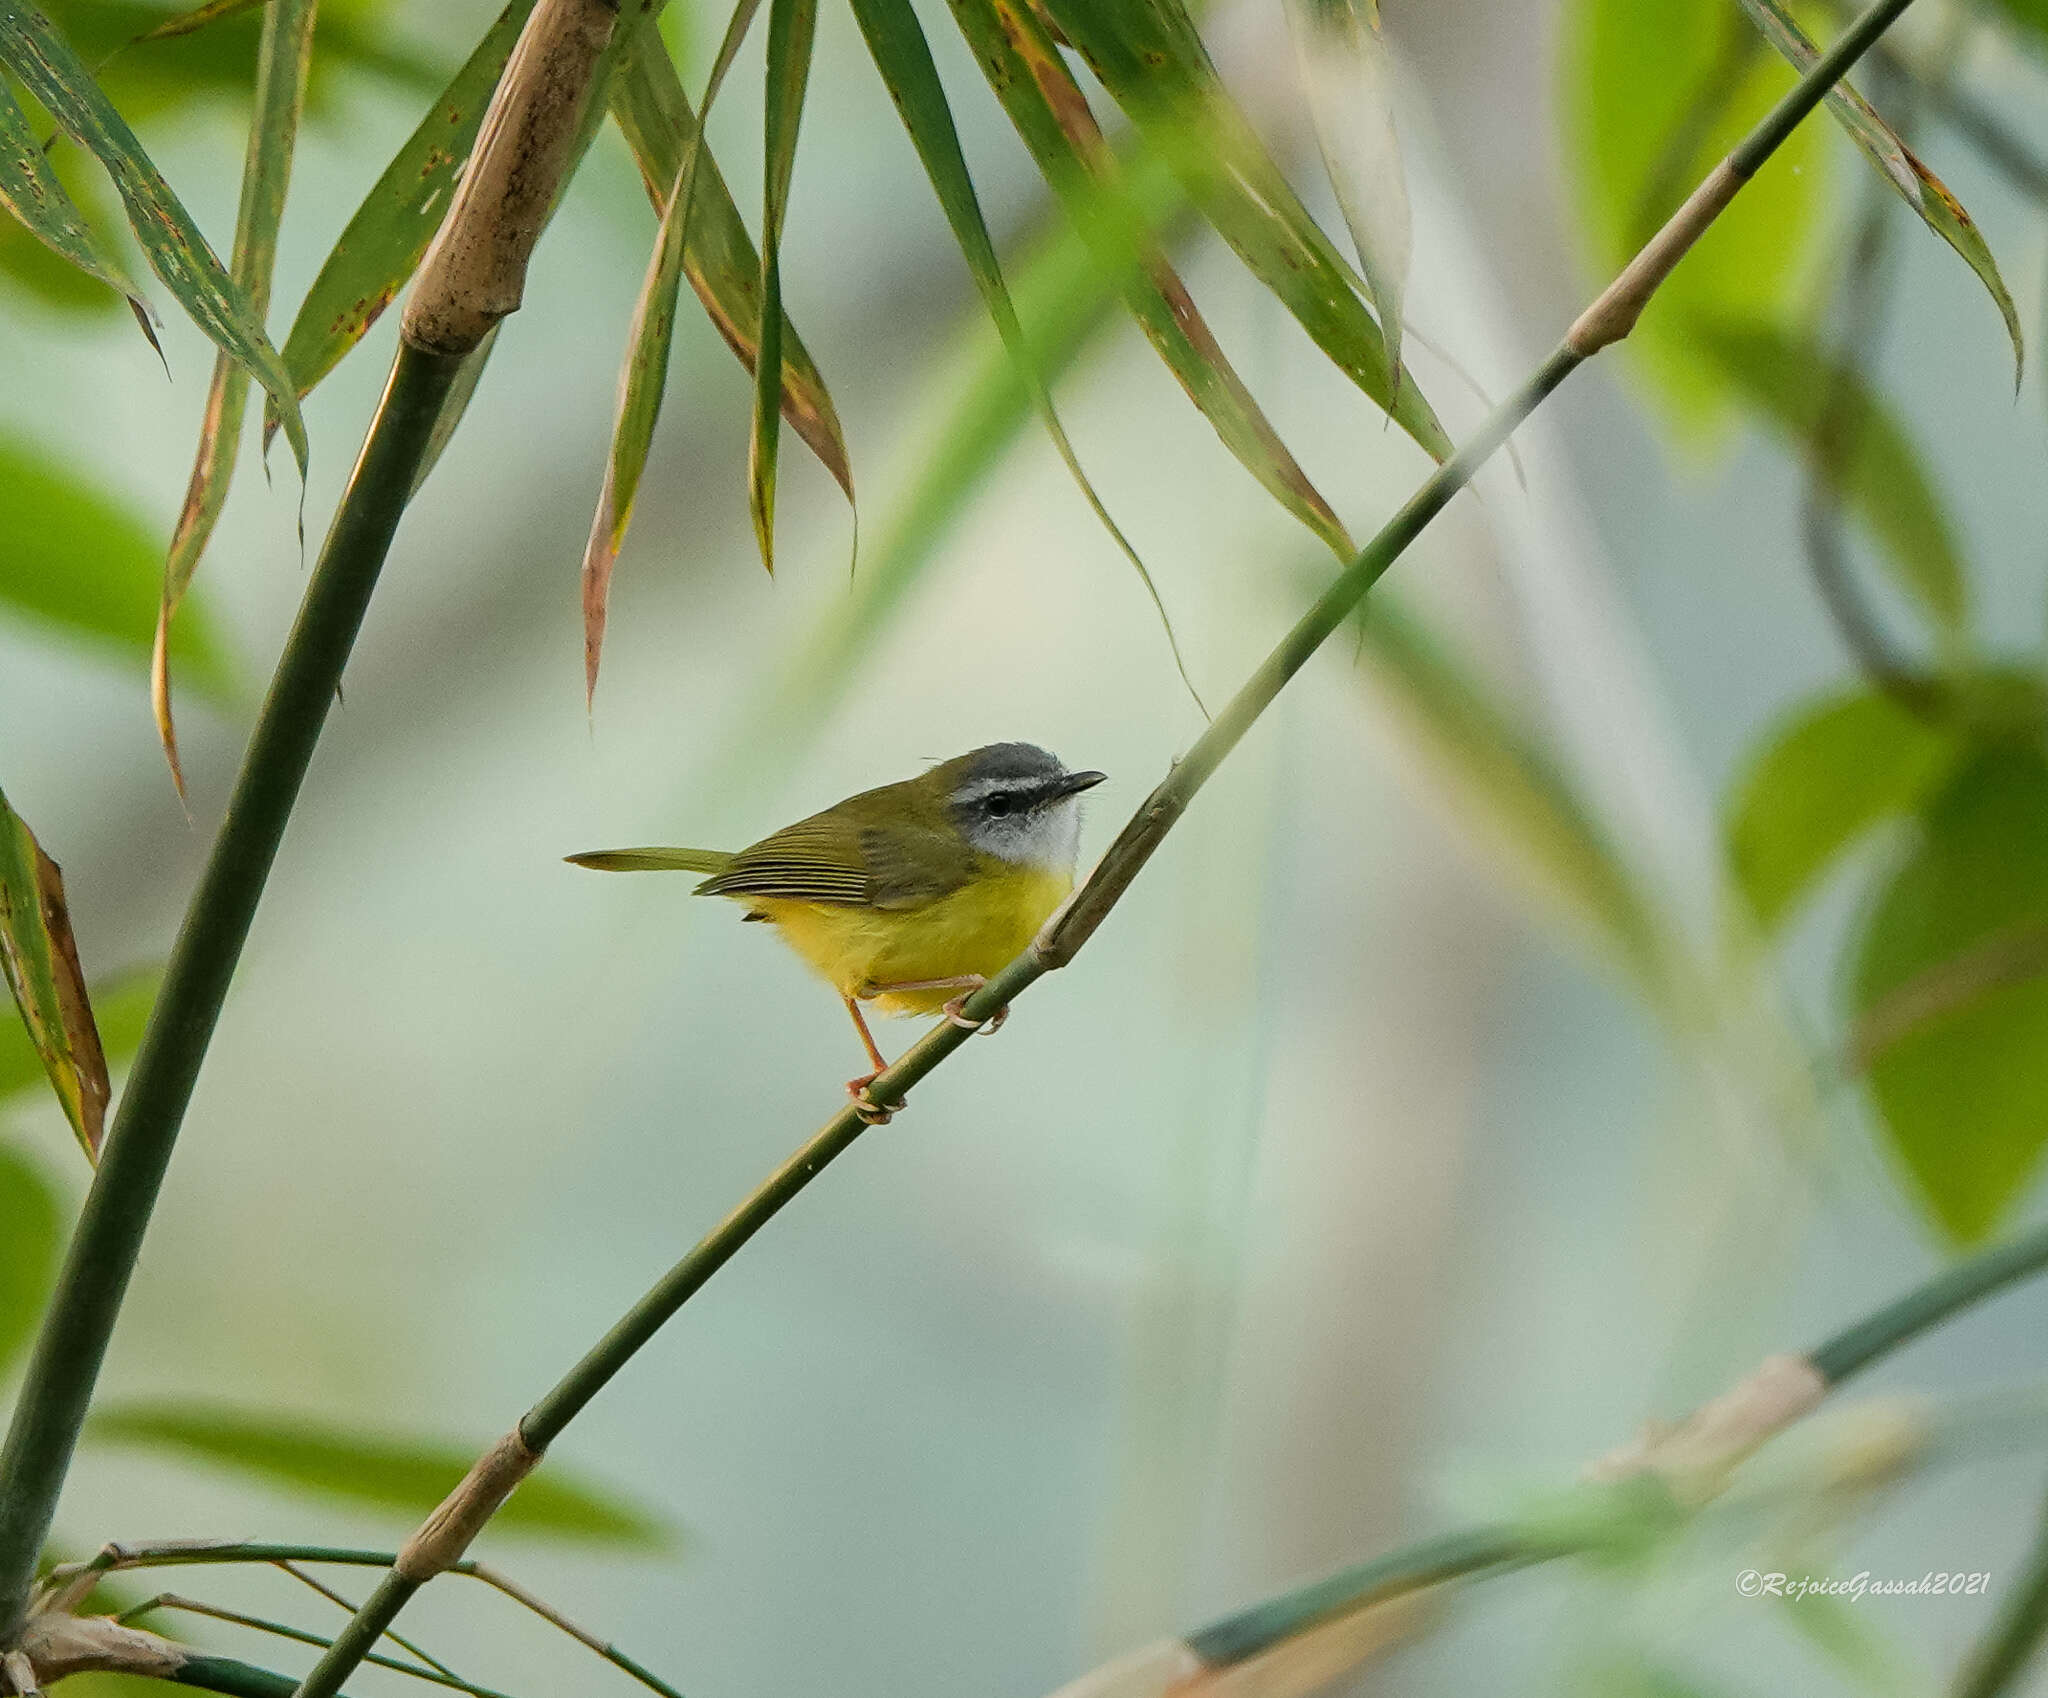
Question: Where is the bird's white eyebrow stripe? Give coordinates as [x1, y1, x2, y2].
[952, 774, 1068, 805]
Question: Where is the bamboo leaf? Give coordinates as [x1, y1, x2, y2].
[608, 38, 851, 496]
[89, 1404, 675, 1545]
[1289, 0, 1409, 398]
[0, 0, 308, 476]
[270, 0, 539, 433]
[1033, 0, 1449, 461]
[1563, 0, 1822, 435]
[849, 0, 1196, 701]
[0, 435, 235, 695]
[0, 968, 156, 1104]
[1726, 687, 1959, 933]
[947, 0, 1353, 555]
[0, 1145, 59, 1380]
[156, 0, 317, 802]
[1852, 742, 2048, 1244]
[1734, 0, 2023, 385]
[0, 73, 149, 317]
[584, 5, 761, 702]
[748, 0, 818, 575]
[1694, 319, 1966, 634]
[0, 787, 109, 1164]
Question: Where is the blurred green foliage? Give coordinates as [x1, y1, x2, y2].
[0, 438, 234, 694]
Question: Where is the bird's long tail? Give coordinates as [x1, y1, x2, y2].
[564, 846, 734, 874]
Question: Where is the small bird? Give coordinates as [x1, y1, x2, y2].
[568, 743, 1105, 1118]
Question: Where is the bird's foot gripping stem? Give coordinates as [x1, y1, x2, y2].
[846, 1074, 896, 1126]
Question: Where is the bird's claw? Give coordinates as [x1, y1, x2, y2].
[847, 1076, 897, 1125]
[943, 995, 1009, 1034]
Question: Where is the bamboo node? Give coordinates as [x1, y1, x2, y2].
[396, 1427, 545, 1581]
[1583, 1352, 1827, 1502]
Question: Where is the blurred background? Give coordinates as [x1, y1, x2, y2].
[4, 0, 2048, 1692]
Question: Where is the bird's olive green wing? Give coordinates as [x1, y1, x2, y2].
[697, 796, 971, 909]
[694, 810, 878, 905]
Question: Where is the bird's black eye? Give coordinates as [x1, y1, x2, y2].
[984, 793, 1014, 817]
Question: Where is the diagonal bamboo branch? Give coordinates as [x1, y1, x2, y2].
[277, 0, 1924, 1691]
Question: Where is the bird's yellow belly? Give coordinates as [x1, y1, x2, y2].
[742, 865, 1072, 1015]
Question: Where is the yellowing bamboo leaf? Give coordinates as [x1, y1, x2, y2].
[609, 39, 851, 497]
[0, 0, 308, 476]
[0, 788, 108, 1164]
[748, 0, 818, 575]
[1034, 0, 1448, 460]
[157, 0, 317, 801]
[947, 0, 1353, 554]
[271, 0, 538, 434]
[586, 8, 761, 700]
[1734, 0, 2023, 385]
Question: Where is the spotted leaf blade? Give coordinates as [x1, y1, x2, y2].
[0, 788, 109, 1163]
[0, 0, 308, 474]
[1735, 0, 2022, 385]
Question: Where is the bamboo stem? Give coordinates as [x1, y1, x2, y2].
[282, 1, 1928, 1689]
[0, 341, 462, 1641]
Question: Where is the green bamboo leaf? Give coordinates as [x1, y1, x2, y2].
[0, 787, 108, 1163]
[0, 0, 308, 476]
[585, 5, 761, 701]
[1034, 0, 1449, 462]
[1346, 591, 1672, 1003]
[748, 0, 817, 575]
[1727, 688, 1959, 933]
[89, 1404, 674, 1545]
[0, 435, 234, 694]
[1289, 0, 1409, 398]
[1734, 0, 2023, 385]
[947, 0, 1353, 556]
[0, 968, 156, 1104]
[848, 0, 1196, 700]
[1563, 0, 1823, 435]
[0, 1145, 60, 1380]
[155, 0, 317, 802]
[1852, 742, 2048, 1244]
[270, 0, 538, 434]
[0, 73, 148, 316]
[608, 37, 851, 497]
[1693, 319, 1966, 633]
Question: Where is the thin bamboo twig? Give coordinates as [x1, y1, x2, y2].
[0, 0, 625, 1653]
[277, 2, 1922, 1692]
[117, 1593, 518, 1698]
[0, 339, 463, 1645]
[273, 1562, 462, 1683]
[37, 1544, 685, 1698]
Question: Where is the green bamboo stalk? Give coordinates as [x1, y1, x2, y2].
[177, 1656, 356, 1698]
[282, 2, 1922, 1691]
[1953, 1489, 2048, 1698]
[0, 340, 463, 1641]
[1180, 1213, 2048, 1668]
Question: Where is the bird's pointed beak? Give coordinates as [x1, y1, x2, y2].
[1055, 770, 1107, 798]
